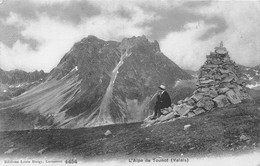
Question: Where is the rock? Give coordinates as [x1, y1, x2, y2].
[104, 130, 112, 136]
[177, 100, 183, 105]
[233, 85, 243, 92]
[237, 80, 245, 86]
[142, 111, 180, 127]
[187, 111, 196, 118]
[223, 56, 230, 62]
[204, 64, 219, 68]
[196, 101, 204, 108]
[213, 95, 230, 108]
[159, 112, 178, 122]
[141, 119, 158, 128]
[219, 69, 230, 74]
[199, 77, 207, 81]
[233, 86, 252, 101]
[193, 108, 205, 115]
[4, 148, 18, 154]
[239, 92, 252, 101]
[144, 115, 153, 122]
[196, 97, 215, 111]
[226, 90, 241, 104]
[240, 134, 250, 141]
[220, 73, 230, 79]
[207, 89, 218, 98]
[184, 124, 191, 130]
[200, 88, 210, 92]
[161, 107, 172, 115]
[214, 74, 222, 80]
[218, 87, 230, 94]
[222, 76, 234, 83]
[200, 79, 214, 84]
[214, 41, 228, 54]
[142, 115, 162, 128]
[226, 83, 237, 89]
[198, 84, 211, 88]
[211, 59, 223, 65]
[191, 93, 204, 102]
[171, 105, 181, 117]
[38, 147, 48, 155]
[176, 104, 192, 116]
[187, 98, 196, 106]
[184, 97, 190, 103]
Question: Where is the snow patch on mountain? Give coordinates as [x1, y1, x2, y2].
[92, 50, 132, 126]
[174, 79, 181, 87]
[61, 66, 79, 80]
[246, 82, 260, 89]
[245, 74, 253, 80]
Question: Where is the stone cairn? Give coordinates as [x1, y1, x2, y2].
[142, 42, 252, 127]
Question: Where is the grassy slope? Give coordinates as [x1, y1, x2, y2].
[0, 97, 259, 160]
[0, 72, 81, 131]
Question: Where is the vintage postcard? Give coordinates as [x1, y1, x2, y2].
[0, 0, 259, 165]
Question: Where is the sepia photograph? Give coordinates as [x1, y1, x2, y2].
[0, 0, 259, 165]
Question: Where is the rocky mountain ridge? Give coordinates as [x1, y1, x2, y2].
[49, 35, 192, 127]
[0, 68, 47, 85]
[0, 35, 192, 131]
[0, 69, 48, 101]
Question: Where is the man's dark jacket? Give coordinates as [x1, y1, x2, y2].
[156, 91, 172, 109]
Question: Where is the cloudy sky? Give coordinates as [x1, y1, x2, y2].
[0, 0, 259, 72]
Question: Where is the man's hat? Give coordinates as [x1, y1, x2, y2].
[158, 85, 166, 90]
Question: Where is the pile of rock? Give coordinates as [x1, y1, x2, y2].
[142, 42, 252, 127]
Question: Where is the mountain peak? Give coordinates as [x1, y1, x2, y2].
[80, 35, 105, 45]
[5, 35, 191, 129]
[120, 35, 160, 53]
[121, 35, 149, 46]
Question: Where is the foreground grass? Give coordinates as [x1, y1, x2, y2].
[0, 98, 259, 160]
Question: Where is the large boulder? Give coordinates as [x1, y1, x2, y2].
[187, 111, 196, 117]
[196, 97, 215, 111]
[218, 87, 230, 94]
[175, 104, 193, 116]
[200, 79, 214, 84]
[159, 112, 178, 122]
[213, 95, 230, 108]
[191, 93, 204, 102]
[226, 90, 241, 104]
[193, 108, 205, 115]
[206, 89, 218, 98]
[161, 107, 173, 115]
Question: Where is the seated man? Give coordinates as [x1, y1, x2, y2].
[151, 85, 172, 120]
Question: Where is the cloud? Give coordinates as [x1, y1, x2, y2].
[160, 0, 260, 70]
[27, 0, 80, 5]
[0, 0, 259, 73]
[0, 0, 187, 72]
[0, 14, 80, 71]
[1, 12, 20, 25]
[0, 9, 152, 72]
[160, 21, 217, 70]
[86, 0, 183, 12]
